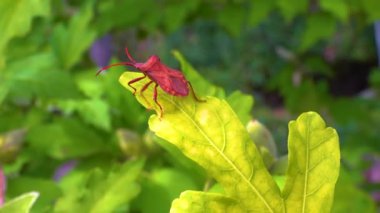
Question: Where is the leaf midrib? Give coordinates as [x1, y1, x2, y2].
[302, 117, 311, 213]
[164, 97, 274, 213]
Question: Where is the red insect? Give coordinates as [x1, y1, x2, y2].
[97, 48, 203, 116]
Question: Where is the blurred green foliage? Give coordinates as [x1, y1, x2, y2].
[0, 192, 39, 213]
[0, 0, 379, 212]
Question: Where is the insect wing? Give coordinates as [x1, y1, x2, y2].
[167, 74, 188, 96]
[146, 62, 189, 96]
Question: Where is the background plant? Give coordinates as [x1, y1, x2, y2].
[0, 0, 379, 212]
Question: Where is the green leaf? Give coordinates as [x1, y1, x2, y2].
[133, 168, 199, 213]
[208, 183, 225, 194]
[320, 0, 349, 22]
[282, 112, 340, 212]
[361, 0, 380, 22]
[27, 118, 106, 159]
[249, 0, 275, 26]
[54, 159, 144, 212]
[89, 160, 143, 212]
[119, 72, 284, 212]
[226, 91, 253, 125]
[217, 5, 245, 36]
[59, 99, 111, 131]
[51, 1, 96, 70]
[369, 68, 380, 89]
[6, 177, 61, 212]
[75, 70, 104, 99]
[77, 98, 111, 131]
[0, 0, 49, 68]
[130, 176, 168, 213]
[0, 192, 39, 213]
[273, 176, 286, 191]
[283, 80, 329, 113]
[0, 82, 9, 109]
[152, 168, 199, 199]
[73, 67, 147, 131]
[171, 191, 243, 212]
[22, 69, 81, 99]
[162, 0, 200, 33]
[90, 65, 148, 130]
[139, 1, 161, 33]
[96, 0, 145, 33]
[5, 52, 81, 100]
[276, 0, 307, 22]
[172, 51, 225, 98]
[299, 14, 336, 51]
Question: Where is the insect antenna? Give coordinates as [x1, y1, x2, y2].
[125, 48, 137, 63]
[96, 62, 135, 75]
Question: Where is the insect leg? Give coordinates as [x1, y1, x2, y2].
[187, 81, 206, 102]
[128, 75, 147, 95]
[153, 83, 164, 117]
[140, 80, 154, 93]
[139, 80, 154, 109]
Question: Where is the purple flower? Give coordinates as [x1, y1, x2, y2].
[53, 160, 77, 181]
[89, 35, 113, 68]
[365, 160, 380, 183]
[0, 169, 6, 206]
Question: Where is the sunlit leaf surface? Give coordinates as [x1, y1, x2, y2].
[282, 112, 340, 213]
[120, 72, 284, 212]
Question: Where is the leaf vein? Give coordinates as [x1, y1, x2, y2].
[306, 179, 325, 197]
[307, 156, 325, 173]
[214, 107, 227, 153]
[310, 136, 331, 150]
